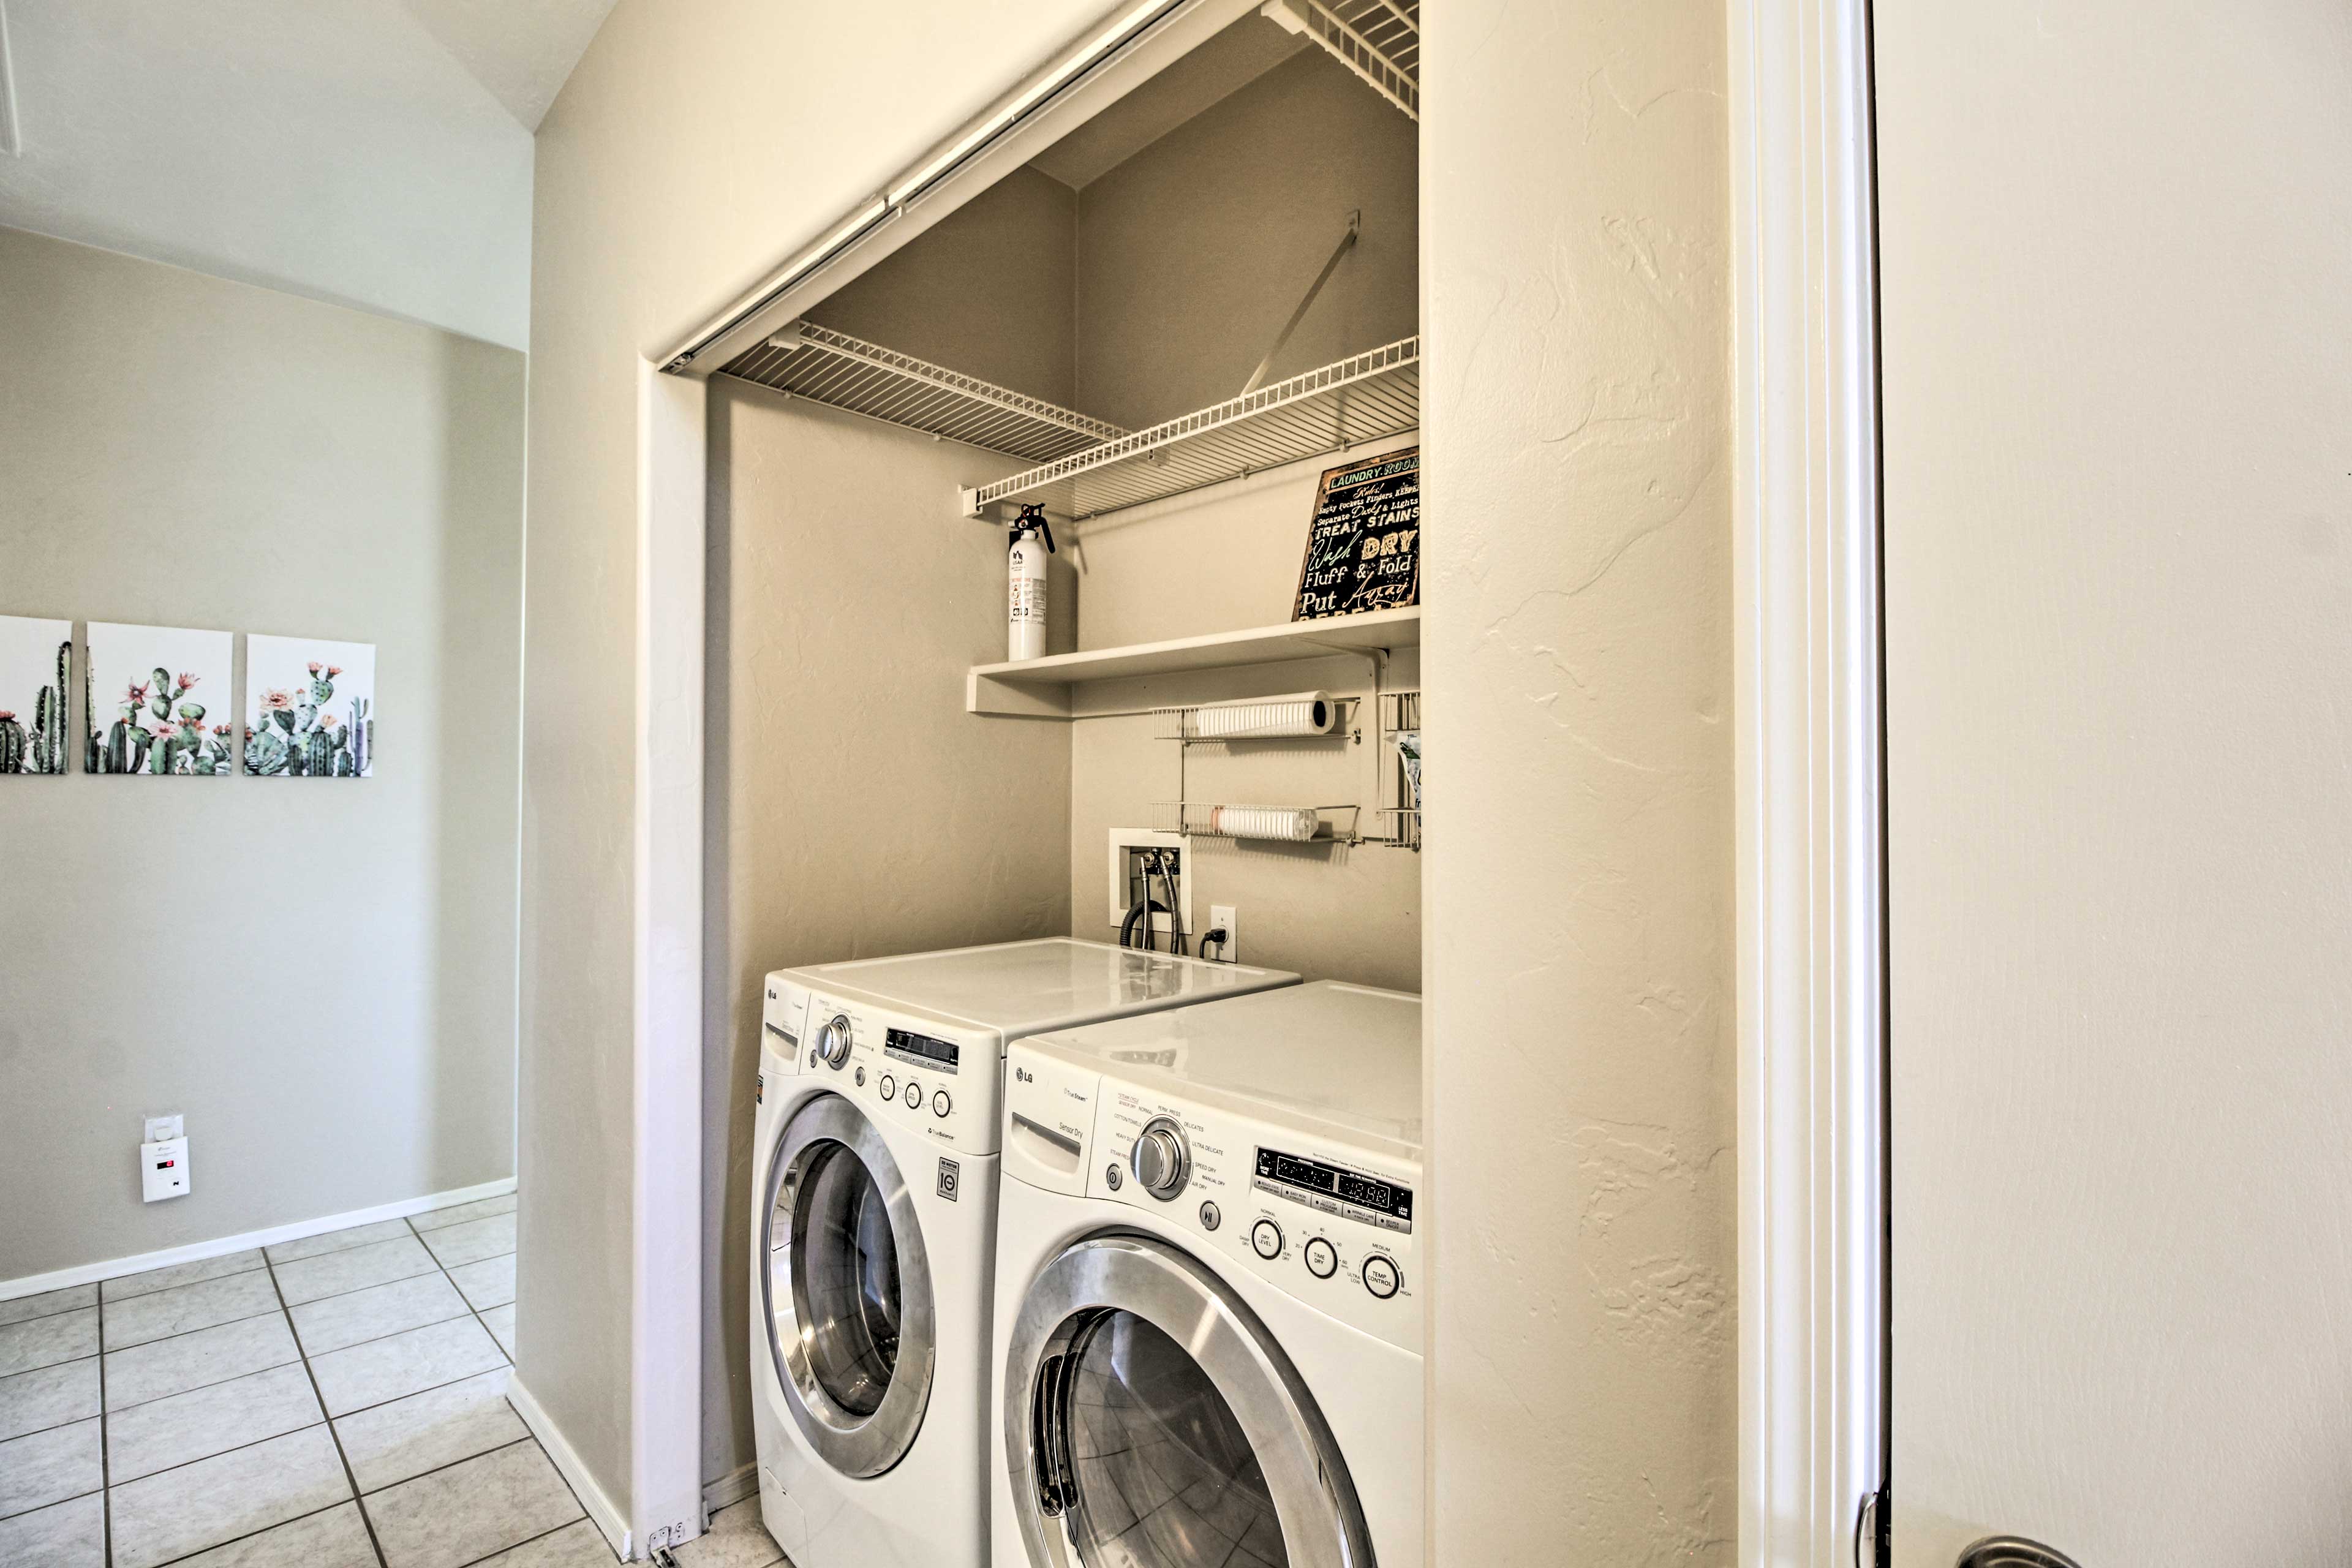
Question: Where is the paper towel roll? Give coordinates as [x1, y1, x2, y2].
[1193, 692, 1336, 739]
[1210, 805, 1322, 841]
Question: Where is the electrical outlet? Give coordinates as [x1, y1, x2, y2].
[1209, 905, 1238, 962]
[144, 1114, 183, 1143]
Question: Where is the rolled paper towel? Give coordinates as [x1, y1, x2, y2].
[1210, 805, 1322, 841]
[1194, 692, 1336, 739]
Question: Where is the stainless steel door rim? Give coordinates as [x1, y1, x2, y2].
[1002, 1232, 1373, 1568]
[762, 1092, 937, 1477]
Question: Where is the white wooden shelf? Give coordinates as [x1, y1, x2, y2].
[968, 606, 1420, 718]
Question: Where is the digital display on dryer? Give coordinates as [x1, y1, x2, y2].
[1254, 1147, 1413, 1230]
[884, 1028, 960, 1074]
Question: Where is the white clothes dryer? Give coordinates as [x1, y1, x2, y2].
[992, 981, 1423, 1568]
[750, 939, 1299, 1568]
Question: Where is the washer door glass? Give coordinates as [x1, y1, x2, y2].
[1063, 1310, 1286, 1567]
[1005, 1236, 1371, 1568]
[762, 1094, 935, 1477]
[791, 1140, 902, 1417]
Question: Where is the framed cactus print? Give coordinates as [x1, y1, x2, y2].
[245, 635, 374, 778]
[0, 615, 75, 774]
[85, 622, 236, 776]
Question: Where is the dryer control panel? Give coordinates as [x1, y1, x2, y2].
[790, 990, 1003, 1157]
[1004, 1046, 1420, 1352]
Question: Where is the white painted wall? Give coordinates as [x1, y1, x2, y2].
[521, 0, 1115, 1515]
[1422, 0, 1736, 1559]
[0, 227, 526, 1285]
[0, 0, 535, 347]
[1879, 2, 2352, 1561]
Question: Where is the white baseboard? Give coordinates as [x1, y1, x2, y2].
[510, 1373, 633, 1561]
[0, 1176, 518, 1302]
[702, 1461, 758, 1518]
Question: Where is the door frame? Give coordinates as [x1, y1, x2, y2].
[1727, 0, 1888, 1563]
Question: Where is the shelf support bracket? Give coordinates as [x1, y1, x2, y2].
[1240, 211, 1360, 396]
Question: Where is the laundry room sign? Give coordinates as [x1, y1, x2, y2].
[1292, 447, 1420, 621]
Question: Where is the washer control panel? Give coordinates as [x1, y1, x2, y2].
[791, 990, 998, 1156]
[1003, 1045, 1419, 1351]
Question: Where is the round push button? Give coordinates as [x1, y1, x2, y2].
[1362, 1254, 1401, 1299]
[903, 1081, 922, 1110]
[853, 1066, 865, 1088]
[1303, 1237, 1338, 1279]
[1105, 1163, 1124, 1191]
[878, 1074, 896, 1102]
[932, 1090, 951, 1118]
[1251, 1219, 1283, 1260]
[1198, 1200, 1221, 1232]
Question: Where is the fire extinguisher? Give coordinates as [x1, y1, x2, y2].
[1008, 503, 1055, 662]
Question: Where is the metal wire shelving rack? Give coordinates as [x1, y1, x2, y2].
[962, 337, 1419, 521]
[1265, 0, 1420, 121]
[717, 323, 1128, 466]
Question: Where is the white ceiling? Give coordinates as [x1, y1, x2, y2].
[0, 0, 616, 349]
[395, 0, 620, 132]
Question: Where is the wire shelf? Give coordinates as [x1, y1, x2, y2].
[1151, 802, 1359, 842]
[965, 337, 1420, 521]
[1272, 0, 1420, 120]
[717, 322, 1128, 466]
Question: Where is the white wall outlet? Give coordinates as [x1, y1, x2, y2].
[141, 1136, 190, 1202]
[1208, 905, 1239, 962]
[143, 1114, 183, 1143]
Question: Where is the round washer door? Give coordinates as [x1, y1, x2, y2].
[761, 1093, 935, 1477]
[1002, 1235, 1373, 1568]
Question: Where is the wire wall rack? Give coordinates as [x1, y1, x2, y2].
[962, 337, 1419, 521]
[1151, 802, 1360, 842]
[717, 322, 1129, 467]
[1265, 0, 1420, 121]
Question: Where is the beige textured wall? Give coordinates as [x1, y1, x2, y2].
[810, 168, 1080, 408]
[703, 383, 1072, 1479]
[1422, 1, 1735, 1560]
[1064, 45, 1422, 987]
[0, 227, 524, 1283]
[1075, 45, 1419, 428]
[521, 0, 1110, 1508]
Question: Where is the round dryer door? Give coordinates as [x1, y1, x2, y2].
[1002, 1236, 1373, 1568]
[761, 1094, 935, 1477]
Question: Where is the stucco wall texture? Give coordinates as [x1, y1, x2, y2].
[1422, 0, 1736, 1560]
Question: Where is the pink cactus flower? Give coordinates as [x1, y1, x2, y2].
[0, 710, 14, 722]
[213, 725, 232, 737]
[125, 682, 148, 704]
[262, 689, 295, 711]
[326, 665, 344, 678]
[307, 662, 322, 675]
[176, 673, 199, 692]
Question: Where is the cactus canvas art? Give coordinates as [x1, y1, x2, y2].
[0, 614, 75, 775]
[85, 622, 235, 777]
[244, 634, 374, 778]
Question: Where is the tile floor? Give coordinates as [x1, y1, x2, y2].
[0, 1199, 788, 1568]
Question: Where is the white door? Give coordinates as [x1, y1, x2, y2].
[1877, 2, 2352, 1563]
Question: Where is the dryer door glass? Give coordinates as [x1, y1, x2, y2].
[762, 1093, 937, 1478]
[791, 1140, 901, 1416]
[1004, 1236, 1371, 1568]
[1063, 1310, 1285, 1567]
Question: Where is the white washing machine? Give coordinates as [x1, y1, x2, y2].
[750, 939, 1300, 1568]
[991, 981, 1423, 1568]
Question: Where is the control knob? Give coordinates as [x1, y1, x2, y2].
[816, 1014, 853, 1069]
[1129, 1117, 1191, 1201]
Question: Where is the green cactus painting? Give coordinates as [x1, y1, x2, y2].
[0, 615, 76, 776]
[244, 635, 375, 778]
[84, 622, 234, 777]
